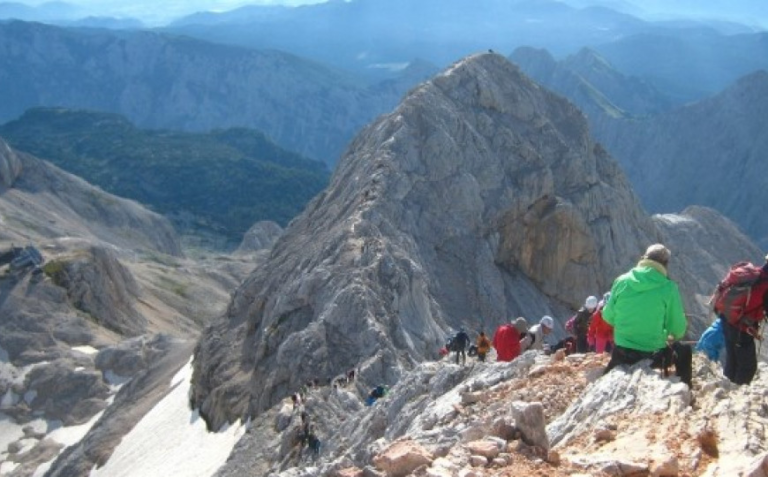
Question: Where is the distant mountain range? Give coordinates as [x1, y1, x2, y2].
[596, 70, 768, 248]
[1, 8, 766, 249]
[510, 46, 768, 248]
[0, 108, 329, 247]
[165, 0, 768, 100]
[0, 20, 435, 165]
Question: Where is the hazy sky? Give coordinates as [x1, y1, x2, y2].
[16, 0, 329, 25]
[10, 0, 768, 28]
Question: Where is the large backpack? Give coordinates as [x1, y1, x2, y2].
[711, 262, 766, 328]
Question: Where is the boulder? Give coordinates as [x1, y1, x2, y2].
[373, 440, 434, 477]
[511, 401, 548, 451]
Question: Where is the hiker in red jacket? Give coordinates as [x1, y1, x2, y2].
[493, 317, 527, 362]
[587, 293, 614, 354]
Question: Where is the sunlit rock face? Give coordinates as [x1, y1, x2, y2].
[189, 53, 762, 432]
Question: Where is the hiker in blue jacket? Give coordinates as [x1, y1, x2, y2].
[695, 319, 724, 362]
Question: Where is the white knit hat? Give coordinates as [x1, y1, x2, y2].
[540, 315, 554, 329]
[585, 296, 598, 310]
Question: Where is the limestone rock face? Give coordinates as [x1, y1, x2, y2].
[46, 245, 145, 336]
[24, 361, 111, 425]
[236, 220, 284, 254]
[94, 334, 175, 379]
[190, 53, 663, 430]
[190, 53, 763, 433]
[597, 71, 768, 248]
[0, 138, 181, 256]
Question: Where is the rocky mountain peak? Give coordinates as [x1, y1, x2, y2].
[190, 52, 664, 430]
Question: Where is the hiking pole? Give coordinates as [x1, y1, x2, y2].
[756, 320, 765, 379]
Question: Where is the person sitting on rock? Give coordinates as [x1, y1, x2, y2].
[475, 331, 492, 362]
[602, 244, 691, 387]
[520, 315, 554, 352]
[695, 319, 724, 363]
[492, 318, 526, 362]
[573, 295, 599, 353]
[587, 292, 614, 354]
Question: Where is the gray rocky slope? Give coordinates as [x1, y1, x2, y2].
[217, 350, 768, 477]
[0, 138, 257, 476]
[596, 70, 768, 249]
[190, 52, 764, 433]
[508, 48, 768, 249]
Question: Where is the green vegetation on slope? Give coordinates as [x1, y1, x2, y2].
[0, 107, 330, 246]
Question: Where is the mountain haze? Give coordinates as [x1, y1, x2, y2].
[596, 70, 768, 248]
[510, 48, 768, 249]
[167, 0, 768, 100]
[0, 20, 426, 165]
[189, 53, 762, 434]
[509, 46, 673, 120]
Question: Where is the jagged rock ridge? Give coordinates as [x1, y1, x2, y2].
[189, 52, 685, 430]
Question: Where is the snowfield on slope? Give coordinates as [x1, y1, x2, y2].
[89, 359, 245, 477]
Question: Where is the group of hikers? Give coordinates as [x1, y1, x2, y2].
[444, 244, 768, 388]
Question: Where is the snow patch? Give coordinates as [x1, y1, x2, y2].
[72, 346, 99, 355]
[654, 213, 695, 225]
[47, 411, 105, 449]
[90, 360, 245, 477]
[0, 412, 25, 454]
[1, 460, 19, 474]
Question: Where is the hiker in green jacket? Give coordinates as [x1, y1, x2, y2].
[602, 244, 692, 386]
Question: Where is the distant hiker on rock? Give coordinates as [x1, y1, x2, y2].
[695, 319, 725, 363]
[602, 244, 692, 387]
[711, 254, 768, 385]
[291, 392, 303, 410]
[550, 336, 576, 355]
[571, 295, 598, 353]
[587, 292, 614, 354]
[366, 385, 388, 406]
[447, 329, 470, 365]
[493, 317, 526, 362]
[475, 331, 492, 362]
[520, 315, 554, 352]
